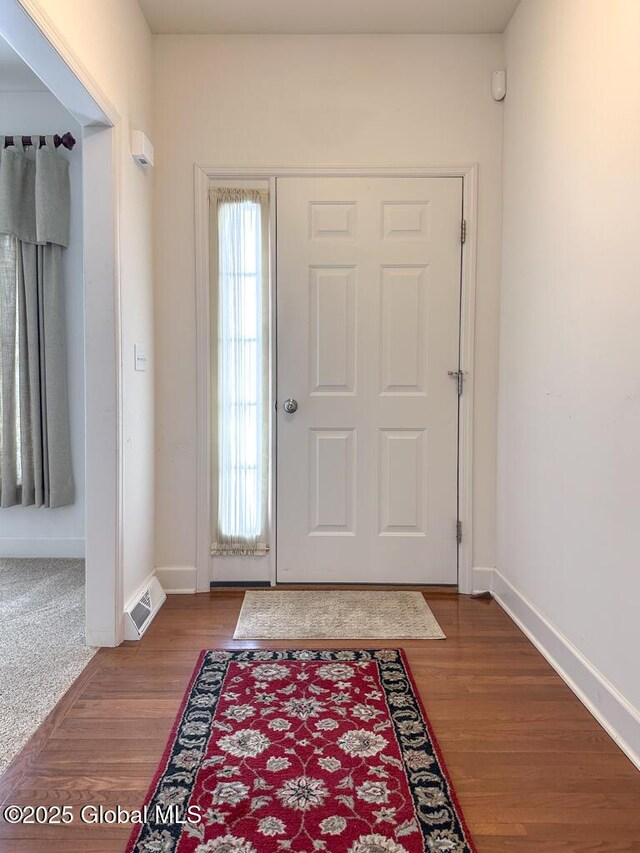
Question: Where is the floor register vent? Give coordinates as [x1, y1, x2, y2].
[124, 576, 166, 640]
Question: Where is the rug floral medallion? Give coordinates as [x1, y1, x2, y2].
[127, 649, 475, 853]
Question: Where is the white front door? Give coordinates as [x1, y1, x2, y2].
[276, 177, 462, 584]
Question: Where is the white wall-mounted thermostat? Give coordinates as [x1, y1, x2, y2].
[131, 130, 154, 167]
[491, 70, 507, 101]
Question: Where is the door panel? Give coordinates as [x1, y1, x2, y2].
[380, 266, 429, 394]
[309, 266, 357, 394]
[379, 428, 427, 535]
[309, 428, 356, 535]
[277, 177, 462, 584]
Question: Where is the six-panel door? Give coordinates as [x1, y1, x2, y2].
[276, 177, 462, 584]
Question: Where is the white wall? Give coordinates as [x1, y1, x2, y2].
[27, 0, 156, 602]
[499, 0, 640, 718]
[153, 34, 504, 576]
[0, 92, 84, 558]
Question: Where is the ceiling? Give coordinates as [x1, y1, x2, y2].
[0, 35, 47, 92]
[139, 0, 521, 35]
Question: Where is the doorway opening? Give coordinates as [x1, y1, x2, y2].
[1, 1, 123, 653]
[196, 166, 477, 594]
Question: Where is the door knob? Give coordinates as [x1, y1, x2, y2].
[283, 398, 298, 414]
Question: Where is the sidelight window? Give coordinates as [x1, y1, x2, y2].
[210, 187, 270, 555]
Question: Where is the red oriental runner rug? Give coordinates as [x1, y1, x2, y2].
[126, 649, 475, 853]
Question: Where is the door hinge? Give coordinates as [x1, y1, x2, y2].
[461, 219, 467, 244]
[448, 369, 465, 397]
[456, 520, 463, 544]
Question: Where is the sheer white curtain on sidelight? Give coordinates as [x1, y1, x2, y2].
[209, 187, 270, 556]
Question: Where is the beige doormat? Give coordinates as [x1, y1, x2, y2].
[233, 590, 446, 640]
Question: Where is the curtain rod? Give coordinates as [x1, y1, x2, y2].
[3, 133, 77, 151]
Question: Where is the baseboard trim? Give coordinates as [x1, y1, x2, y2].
[85, 629, 117, 647]
[470, 566, 494, 595]
[475, 566, 640, 772]
[156, 565, 197, 594]
[0, 538, 85, 558]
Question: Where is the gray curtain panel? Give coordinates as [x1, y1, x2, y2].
[0, 135, 74, 508]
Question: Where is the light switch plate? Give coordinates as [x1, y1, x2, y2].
[134, 344, 147, 372]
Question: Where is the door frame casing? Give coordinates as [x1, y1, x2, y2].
[194, 164, 478, 594]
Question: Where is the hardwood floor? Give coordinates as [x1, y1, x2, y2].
[1, 590, 639, 851]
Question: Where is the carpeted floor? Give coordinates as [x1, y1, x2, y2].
[0, 558, 96, 776]
[233, 590, 446, 639]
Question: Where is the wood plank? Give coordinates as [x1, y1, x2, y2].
[1, 590, 639, 851]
